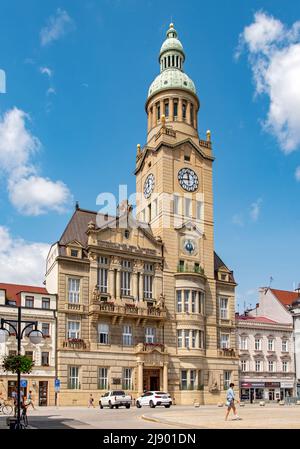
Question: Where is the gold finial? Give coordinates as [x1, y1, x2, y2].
[169, 22, 174, 28]
[206, 130, 211, 142]
[161, 114, 166, 127]
[137, 144, 141, 155]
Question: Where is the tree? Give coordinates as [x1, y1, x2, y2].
[2, 355, 34, 374]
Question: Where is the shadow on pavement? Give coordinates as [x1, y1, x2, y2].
[0, 415, 92, 429]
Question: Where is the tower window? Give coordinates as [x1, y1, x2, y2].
[184, 154, 190, 162]
[172, 55, 175, 66]
[176, 56, 179, 67]
[182, 102, 187, 119]
[157, 103, 160, 120]
[190, 104, 194, 124]
[168, 55, 171, 67]
[164, 102, 169, 117]
[174, 101, 178, 117]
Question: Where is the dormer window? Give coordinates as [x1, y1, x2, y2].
[124, 230, 130, 239]
[184, 154, 190, 162]
[71, 249, 78, 258]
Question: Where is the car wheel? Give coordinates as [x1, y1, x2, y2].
[164, 404, 171, 408]
[109, 401, 113, 409]
[99, 402, 103, 409]
[149, 400, 155, 408]
[115, 405, 119, 409]
[136, 401, 142, 408]
[125, 404, 130, 409]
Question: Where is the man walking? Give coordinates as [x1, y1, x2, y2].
[225, 383, 242, 421]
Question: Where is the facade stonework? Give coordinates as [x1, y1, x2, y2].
[45, 23, 239, 406]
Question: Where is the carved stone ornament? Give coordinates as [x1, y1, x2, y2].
[156, 293, 165, 310]
[92, 285, 100, 301]
[87, 220, 96, 231]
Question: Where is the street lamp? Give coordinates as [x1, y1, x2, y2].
[0, 306, 43, 429]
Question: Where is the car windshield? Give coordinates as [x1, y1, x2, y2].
[155, 392, 167, 395]
[112, 390, 125, 396]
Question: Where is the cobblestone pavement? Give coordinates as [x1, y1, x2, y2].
[1, 404, 300, 429]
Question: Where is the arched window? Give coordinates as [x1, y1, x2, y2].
[190, 103, 194, 124]
[182, 102, 187, 119]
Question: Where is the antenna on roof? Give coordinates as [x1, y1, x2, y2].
[268, 276, 273, 288]
[75, 201, 79, 210]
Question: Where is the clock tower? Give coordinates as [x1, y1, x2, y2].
[135, 23, 238, 403]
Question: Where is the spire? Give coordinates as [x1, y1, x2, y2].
[159, 22, 185, 72]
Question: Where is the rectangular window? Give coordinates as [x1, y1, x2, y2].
[176, 290, 182, 313]
[24, 324, 34, 337]
[282, 361, 288, 372]
[240, 336, 248, 350]
[123, 368, 132, 390]
[145, 327, 155, 344]
[199, 330, 205, 349]
[9, 350, 17, 356]
[182, 102, 187, 119]
[181, 370, 188, 390]
[184, 290, 189, 312]
[199, 291, 205, 314]
[42, 322, 50, 337]
[255, 360, 262, 372]
[42, 297, 50, 309]
[143, 264, 153, 299]
[268, 338, 274, 351]
[220, 333, 229, 349]
[190, 369, 196, 389]
[70, 249, 78, 257]
[69, 366, 80, 389]
[123, 325, 133, 346]
[191, 291, 196, 313]
[25, 296, 34, 308]
[157, 103, 160, 120]
[255, 338, 262, 351]
[224, 371, 231, 390]
[41, 352, 49, 366]
[184, 198, 192, 218]
[98, 368, 108, 389]
[190, 104, 194, 124]
[68, 278, 80, 303]
[98, 323, 109, 344]
[219, 297, 228, 319]
[164, 102, 169, 117]
[68, 321, 80, 339]
[25, 351, 33, 361]
[241, 360, 247, 372]
[191, 330, 197, 348]
[196, 201, 202, 221]
[152, 198, 158, 218]
[121, 260, 131, 296]
[174, 101, 178, 117]
[282, 340, 288, 352]
[184, 329, 190, 348]
[268, 360, 275, 372]
[177, 329, 183, 348]
[174, 195, 180, 215]
[98, 267, 108, 293]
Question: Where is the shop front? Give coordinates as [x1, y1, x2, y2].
[280, 381, 294, 400]
[240, 382, 265, 403]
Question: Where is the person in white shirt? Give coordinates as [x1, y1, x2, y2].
[225, 383, 242, 421]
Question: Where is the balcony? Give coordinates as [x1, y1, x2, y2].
[65, 303, 86, 313]
[218, 348, 237, 358]
[89, 301, 166, 322]
[62, 338, 89, 350]
[176, 263, 205, 276]
[135, 342, 166, 353]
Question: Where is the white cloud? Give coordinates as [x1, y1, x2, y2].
[0, 226, 49, 285]
[40, 8, 75, 46]
[39, 66, 52, 77]
[295, 166, 300, 181]
[250, 198, 262, 222]
[232, 213, 244, 226]
[8, 176, 71, 216]
[237, 11, 300, 153]
[46, 87, 56, 96]
[0, 107, 72, 215]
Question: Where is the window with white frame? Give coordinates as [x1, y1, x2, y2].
[268, 338, 275, 351]
[98, 323, 109, 344]
[282, 339, 288, 352]
[282, 360, 289, 372]
[68, 321, 80, 339]
[42, 297, 50, 309]
[220, 333, 229, 349]
[255, 359, 262, 372]
[240, 335, 248, 350]
[177, 329, 183, 348]
[199, 291, 205, 314]
[184, 329, 190, 348]
[184, 198, 192, 218]
[68, 278, 80, 303]
[143, 264, 153, 299]
[191, 291, 196, 313]
[152, 198, 158, 218]
[199, 330, 205, 349]
[255, 337, 262, 351]
[190, 370, 196, 389]
[219, 297, 228, 319]
[145, 327, 155, 343]
[25, 296, 34, 308]
[98, 257, 108, 293]
[121, 260, 131, 296]
[122, 325, 133, 346]
[98, 367, 108, 389]
[184, 290, 189, 312]
[191, 330, 197, 348]
[181, 370, 188, 390]
[42, 322, 50, 337]
[123, 368, 132, 390]
[224, 371, 231, 389]
[69, 366, 80, 389]
[176, 290, 182, 313]
[174, 195, 181, 215]
[241, 360, 247, 372]
[196, 200, 202, 221]
[268, 360, 275, 372]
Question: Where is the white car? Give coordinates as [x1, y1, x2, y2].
[136, 391, 172, 408]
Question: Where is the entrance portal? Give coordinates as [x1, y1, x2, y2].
[143, 369, 160, 391]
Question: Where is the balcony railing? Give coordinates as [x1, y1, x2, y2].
[218, 348, 237, 357]
[90, 301, 166, 319]
[177, 264, 204, 275]
[63, 339, 88, 350]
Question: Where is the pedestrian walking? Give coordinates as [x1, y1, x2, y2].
[225, 383, 242, 421]
[27, 390, 36, 409]
[21, 396, 29, 427]
[88, 394, 95, 408]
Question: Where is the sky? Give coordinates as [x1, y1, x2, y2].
[0, 0, 300, 311]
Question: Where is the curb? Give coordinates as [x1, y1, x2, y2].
[141, 414, 207, 429]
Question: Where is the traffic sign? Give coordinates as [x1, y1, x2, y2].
[20, 379, 27, 388]
[55, 379, 60, 392]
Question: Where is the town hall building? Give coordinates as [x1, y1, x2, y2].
[45, 23, 238, 405]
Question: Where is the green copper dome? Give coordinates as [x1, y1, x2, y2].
[148, 23, 196, 99]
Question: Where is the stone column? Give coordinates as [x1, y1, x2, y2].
[108, 269, 115, 298]
[163, 362, 168, 392]
[178, 97, 183, 121]
[139, 271, 144, 302]
[152, 103, 156, 128]
[137, 361, 144, 395]
[186, 102, 191, 125]
[193, 106, 197, 129]
[169, 97, 174, 121]
[147, 108, 151, 133]
[116, 270, 121, 300]
[159, 99, 164, 122]
[132, 272, 138, 301]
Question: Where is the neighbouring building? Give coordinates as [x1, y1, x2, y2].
[237, 309, 295, 402]
[0, 283, 57, 406]
[45, 23, 238, 406]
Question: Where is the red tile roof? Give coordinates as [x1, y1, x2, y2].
[237, 315, 278, 324]
[0, 283, 49, 305]
[270, 288, 299, 307]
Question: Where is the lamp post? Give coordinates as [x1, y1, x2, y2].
[0, 306, 42, 429]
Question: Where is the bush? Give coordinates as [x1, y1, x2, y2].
[2, 355, 34, 374]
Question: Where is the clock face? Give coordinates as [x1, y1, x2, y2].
[144, 173, 155, 198]
[178, 168, 199, 192]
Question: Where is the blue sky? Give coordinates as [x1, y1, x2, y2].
[0, 0, 300, 311]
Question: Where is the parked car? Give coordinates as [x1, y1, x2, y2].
[136, 391, 172, 408]
[99, 390, 132, 409]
